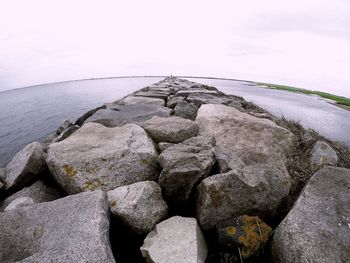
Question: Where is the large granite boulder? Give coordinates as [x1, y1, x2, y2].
[214, 145, 245, 173]
[107, 181, 168, 234]
[158, 136, 216, 203]
[0, 180, 61, 211]
[174, 100, 198, 120]
[85, 104, 172, 128]
[196, 164, 292, 229]
[143, 116, 199, 143]
[46, 122, 159, 194]
[271, 166, 350, 263]
[0, 191, 115, 263]
[140, 216, 208, 263]
[3, 142, 46, 190]
[196, 104, 295, 171]
[310, 141, 339, 170]
[122, 96, 165, 106]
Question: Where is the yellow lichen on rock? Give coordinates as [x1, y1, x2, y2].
[82, 179, 101, 191]
[63, 164, 77, 177]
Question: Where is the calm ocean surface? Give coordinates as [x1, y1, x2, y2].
[0, 77, 349, 167]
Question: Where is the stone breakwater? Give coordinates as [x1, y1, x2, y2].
[0, 77, 349, 263]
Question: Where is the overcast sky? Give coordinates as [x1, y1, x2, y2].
[1, 0, 349, 97]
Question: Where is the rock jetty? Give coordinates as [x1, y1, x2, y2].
[1, 76, 349, 263]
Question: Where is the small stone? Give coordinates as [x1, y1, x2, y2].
[310, 141, 339, 170]
[4, 197, 34, 211]
[217, 215, 272, 259]
[143, 116, 199, 143]
[174, 100, 198, 120]
[4, 142, 46, 190]
[107, 181, 168, 234]
[140, 216, 208, 263]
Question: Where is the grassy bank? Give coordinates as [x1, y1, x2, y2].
[257, 82, 350, 107]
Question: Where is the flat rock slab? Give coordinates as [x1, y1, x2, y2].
[47, 122, 159, 194]
[140, 216, 208, 263]
[123, 96, 165, 106]
[0, 180, 61, 211]
[158, 136, 216, 203]
[107, 181, 168, 234]
[143, 116, 199, 143]
[196, 104, 295, 171]
[0, 190, 115, 263]
[271, 166, 350, 263]
[3, 142, 46, 190]
[196, 165, 291, 229]
[85, 104, 172, 127]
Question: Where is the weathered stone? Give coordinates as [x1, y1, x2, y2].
[47, 122, 159, 194]
[158, 136, 216, 203]
[56, 119, 73, 135]
[0, 190, 115, 263]
[187, 93, 231, 106]
[175, 89, 219, 97]
[4, 142, 46, 190]
[0, 180, 61, 211]
[271, 166, 350, 263]
[174, 100, 198, 120]
[0, 168, 5, 190]
[196, 164, 291, 229]
[85, 104, 172, 128]
[217, 215, 272, 259]
[53, 125, 79, 143]
[166, 96, 184, 108]
[310, 141, 339, 169]
[196, 104, 295, 172]
[4, 197, 34, 211]
[143, 116, 199, 143]
[140, 216, 207, 263]
[107, 181, 168, 234]
[123, 96, 165, 106]
[214, 145, 245, 173]
[158, 142, 175, 152]
[74, 104, 106, 126]
[133, 91, 170, 100]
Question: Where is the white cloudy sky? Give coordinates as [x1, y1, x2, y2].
[1, 0, 350, 97]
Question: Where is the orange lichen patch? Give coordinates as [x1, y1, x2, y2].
[141, 159, 148, 165]
[82, 179, 101, 191]
[110, 201, 117, 208]
[237, 215, 272, 258]
[226, 226, 237, 235]
[63, 165, 77, 177]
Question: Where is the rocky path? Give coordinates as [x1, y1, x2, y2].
[0, 77, 349, 262]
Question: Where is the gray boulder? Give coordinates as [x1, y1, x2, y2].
[158, 136, 216, 203]
[196, 104, 295, 172]
[3, 142, 46, 190]
[271, 166, 350, 263]
[123, 96, 165, 106]
[85, 104, 172, 127]
[166, 96, 184, 108]
[196, 165, 291, 229]
[53, 125, 79, 143]
[47, 122, 159, 194]
[310, 141, 339, 169]
[187, 93, 231, 106]
[158, 142, 175, 152]
[0, 190, 115, 263]
[133, 91, 170, 100]
[174, 100, 198, 120]
[4, 197, 34, 211]
[56, 119, 73, 135]
[0, 180, 61, 211]
[143, 116, 199, 143]
[214, 145, 245, 173]
[140, 216, 207, 263]
[107, 181, 168, 234]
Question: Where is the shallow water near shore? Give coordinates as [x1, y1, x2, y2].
[0, 76, 349, 167]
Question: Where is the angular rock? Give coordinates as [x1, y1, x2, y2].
[217, 215, 272, 259]
[53, 125, 79, 143]
[0, 180, 61, 211]
[133, 91, 170, 100]
[0, 168, 5, 190]
[3, 142, 46, 190]
[107, 181, 168, 234]
[47, 122, 159, 194]
[174, 100, 198, 120]
[310, 141, 339, 169]
[196, 104, 295, 172]
[85, 104, 172, 127]
[140, 216, 207, 263]
[271, 166, 350, 263]
[187, 93, 231, 106]
[74, 104, 106, 126]
[158, 136, 216, 203]
[166, 96, 184, 108]
[158, 142, 175, 152]
[143, 116, 199, 143]
[0, 190, 115, 263]
[196, 165, 291, 229]
[214, 145, 245, 173]
[4, 197, 34, 211]
[56, 119, 73, 135]
[123, 96, 165, 106]
[175, 89, 219, 98]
